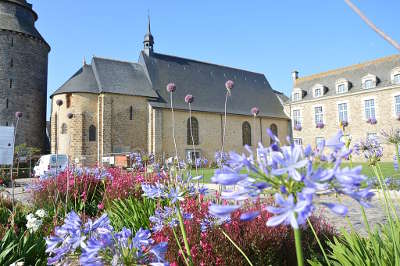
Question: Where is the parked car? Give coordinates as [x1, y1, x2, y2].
[33, 154, 68, 178]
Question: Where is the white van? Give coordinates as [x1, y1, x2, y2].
[33, 154, 69, 178]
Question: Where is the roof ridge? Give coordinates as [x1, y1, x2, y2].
[295, 54, 400, 84]
[149, 51, 266, 76]
[92, 56, 142, 66]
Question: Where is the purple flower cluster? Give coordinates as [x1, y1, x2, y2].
[251, 107, 260, 116]
[294, 124, 302, 131]
[208, 130, 374, 229]
[354, 137, 383, 165]
[46, 211, 168, 265]
[184, 94, 194, 104]
[316, 122, 324, 129]
[166, 82, 176, 93]
[367, 118, 377, 124]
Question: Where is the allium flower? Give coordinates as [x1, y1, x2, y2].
[184, 94, 194, 104]
[166, 82, 176, 92]
[56, 99, 63, 106]
[15, 111, 23, 118]
[251, 107, 260, 116]
[225, 80, 234, 95]
[67, 113, 74, 119]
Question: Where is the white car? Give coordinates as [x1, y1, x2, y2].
[33, 154, 69, 178]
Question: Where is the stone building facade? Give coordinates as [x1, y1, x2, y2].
[51, 21, 290, 165]
[285, 54, 400, 161]
[0, 0, 50, 151]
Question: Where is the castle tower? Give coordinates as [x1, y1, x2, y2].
[0, 0, 50, 151]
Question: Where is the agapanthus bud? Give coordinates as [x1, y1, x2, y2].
[166, 83, 176, 93]
[15, 112, 23, 118]
[56, 99, 63, 106]
[67, 113, 74, 119]
[184, 94, 194, 104]
[251, 107, 260, 116]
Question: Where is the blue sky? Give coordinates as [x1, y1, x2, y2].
[29, 0, 400, 119]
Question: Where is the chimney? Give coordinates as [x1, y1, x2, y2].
[291, 70, 299, 82]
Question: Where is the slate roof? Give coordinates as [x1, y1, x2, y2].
[293, 54, 400, 101]
[52, 51, 288, 119]
[0, 0, 45, 42]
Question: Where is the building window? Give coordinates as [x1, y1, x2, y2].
[11, 37, 13, 47]
[364, 99, 376, 120]
[89, 125, 96, 141]
[10, 58, 13, 68]
[364, 79, 373, 89]
[6, 99, 8, 109]
[270, 124, 278, 144]
[61, 123, 67, 134]
[292, 109, 301, 127]
[129, 106, 133, 120]
[337, 84, 346, 94]
[338, 103, 348, 122]
[9, 79, 12, 88]
[314, 106, 323, 124]
[316, 137, 325, 147]
[367, 132, 377, 140]
[242, 121, 251, 146]
[293, 92, 301, 101]
[187, 117, 199, 145]
[294, 138, 302, 145]
[395, 95, 400, 116]
[186, 150, 201, 163]
[314, 87, 322, 98]
[394, 74, 400, 85]
[66, 93, 72, 108]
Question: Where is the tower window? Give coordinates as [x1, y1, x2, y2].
[89, 125, 96, 141]
[66, 93, 72, 108]
[11, 37, 14, 47]
[270, 124, 278, 144]
[6, 99, 9, 108]
[5, 122, 9, 126]
[10, 58, 13, 68]
[130, 106, 133, 120]
[61, 123, 67, 134]
[9, 79, 12, 88]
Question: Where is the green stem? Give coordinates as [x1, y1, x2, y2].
[307, 218, 331, 266]
[220, 229, 253, 266]
[293, 227, 304, 266]
[172, 227, 190, 266]
[360, 205, 372, 236]
[176, 203, 193, 266]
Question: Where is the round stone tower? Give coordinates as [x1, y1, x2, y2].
[0, 0, 50, 151]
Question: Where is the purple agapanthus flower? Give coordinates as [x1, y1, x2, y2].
[211, 166, 249, 185]
[209, 204, 240, 218]
[266, 193, 311, 229]
[271, 145, 308, 181]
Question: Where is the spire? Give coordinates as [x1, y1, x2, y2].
[143, 13, 154, 55]
[83, 56, 87, 66]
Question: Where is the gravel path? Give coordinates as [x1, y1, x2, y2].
[3, 180, 399, 236]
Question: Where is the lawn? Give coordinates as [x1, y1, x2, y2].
[195, 162, 399, 184]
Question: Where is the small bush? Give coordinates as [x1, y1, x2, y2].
[154, 197, 336, 266]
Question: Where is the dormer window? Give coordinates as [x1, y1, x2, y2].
[335, 78, 349, 94]
[362, 74, 377, 89]
[292, 88, 304, 101]
[312, 84, 325, 98]
[293, 92, 301, 101]
[391, 67, 400, 84]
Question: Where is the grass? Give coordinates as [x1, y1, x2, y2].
[194, 162, 399, 184]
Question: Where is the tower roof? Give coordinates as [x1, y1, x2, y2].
[143, 16, 154, 46]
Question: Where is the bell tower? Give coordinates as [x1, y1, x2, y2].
[143, 15, 154, 55]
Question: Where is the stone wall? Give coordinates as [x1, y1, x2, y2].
[288, 85, 400, 161]
[158, 108, 290, 161]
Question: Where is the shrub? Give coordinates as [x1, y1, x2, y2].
[154, 197, 336, 266]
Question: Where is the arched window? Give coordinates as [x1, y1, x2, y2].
[187, 117, 199, 145]
[61, 123, 67, 134]
[129, 106, 133, 120]
[242, 121, 251, 146]
[270, 124, 278, 144]
[89, 125, 96, 142]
